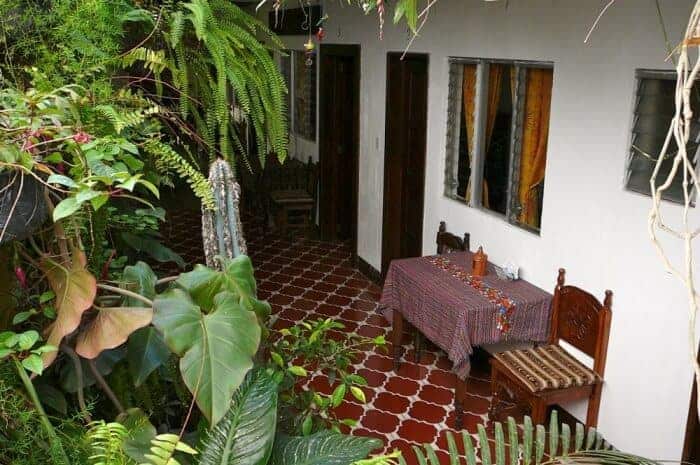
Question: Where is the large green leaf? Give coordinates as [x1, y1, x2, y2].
[123, 261, 158, 306]
[121, 232, 186, 268]
[127, 327, 171, 387]
[269, 431, 382, 465]
[118, 408, 157, 463]
[175, 256, 270, 318]
[199, 370, 277, 465]
[152, 289, 260, 426]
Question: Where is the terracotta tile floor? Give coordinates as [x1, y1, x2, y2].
[161, 210, 495, 463]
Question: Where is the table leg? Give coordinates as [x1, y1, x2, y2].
[391, 309, 404, 371]
[455, 377, 468, 430]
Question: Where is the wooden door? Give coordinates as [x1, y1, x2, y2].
[319, 44, 360, 249]
[381, 53, 429, 276]
[684, 349, 700, 463]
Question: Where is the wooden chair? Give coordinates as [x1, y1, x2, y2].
[411, 222, 471, 362]
[267, 157, 318, 236]
[488, 269, 612, 427]
[436, 221, 470, 255]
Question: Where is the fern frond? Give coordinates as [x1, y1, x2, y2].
[122, 47, 169, 75]
[144, 139, 215, 210]
[406, 413, 636, 465]
[141, 434, 197, 465]
[87, 421, 132, 465]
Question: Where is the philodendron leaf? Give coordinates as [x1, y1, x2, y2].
[198, 369, 277, 465]
[122, 261, 157, 306]
[175, 256, 270, 317]
[121, 232, 185, 269]
[127, 327, 171, 387]
[269, 431, 382, 465]
[40, 248, 97, 367]
[75, 306, 152, 359]
[152, 289, 261, 426]
[117, 407, 157, 463]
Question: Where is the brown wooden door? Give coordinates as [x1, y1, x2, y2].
[319, 45, 360, 248]
[381, 53, 429, 276]
[684, 348, 700, 463]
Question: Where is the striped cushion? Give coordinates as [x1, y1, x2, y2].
[494, 345, 599, 393]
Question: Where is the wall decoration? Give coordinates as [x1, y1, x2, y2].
[293, 50, 317, 141]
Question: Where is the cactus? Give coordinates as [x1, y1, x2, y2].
[202, 158, 247, 268]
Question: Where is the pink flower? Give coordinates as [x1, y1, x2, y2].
[14, 266, 27, 289]
[72, 132, 92, 144]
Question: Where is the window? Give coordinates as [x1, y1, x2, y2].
[625, 70, 700, 204]
[444, 58, 554, 232]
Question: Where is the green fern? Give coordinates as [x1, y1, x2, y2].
[144, 139, 215, 210]
[87, 421, 133, 465]
[95, 104, 161, 134]
[406, 411, 660, 465]
[141, 434, 197, 465]
[127, 0, 288, 165]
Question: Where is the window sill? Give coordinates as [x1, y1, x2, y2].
[443, 193, 542, 236]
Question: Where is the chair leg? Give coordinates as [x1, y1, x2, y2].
[586, 383, 603, 428]
[413, 331, 424, 363]
[530, 398, 547, 427]
[455, 378, 467, 430]
[391, 309, 405, 371]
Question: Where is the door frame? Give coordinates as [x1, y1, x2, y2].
[381, 52, 429, 276]
[318, 43, 361, 256]
[683, 343, 700, 463]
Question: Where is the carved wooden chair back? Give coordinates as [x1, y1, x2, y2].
[436, 221, 470, 255]
[548, 269, 613, 378]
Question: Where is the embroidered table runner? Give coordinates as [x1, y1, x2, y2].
[380, 252, 552, 380]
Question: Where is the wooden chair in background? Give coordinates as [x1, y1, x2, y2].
[488, 269, 613, 427]
[436, 221, 470, 255]
[267, 157, 318, 237]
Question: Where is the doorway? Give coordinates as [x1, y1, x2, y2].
[381, 53, 429, 276]
[683, 349, 700, 463]
[318, 44, 360, 252]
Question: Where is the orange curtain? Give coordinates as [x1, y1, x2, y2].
[518, 68, 553, 228]
[462, 64, 477, 202]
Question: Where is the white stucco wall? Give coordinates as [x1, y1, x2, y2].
[261, 0, 699, 458]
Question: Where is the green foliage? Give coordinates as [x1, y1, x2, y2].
[268, 318, 385, 435]
[126, 0, 288, 164]
[0, 365, 90, 465]
[144, 139, 215, 210]
[198, 369, 278, 465]
[87, 421, 133, 465]
[141, 433, 198, 465]
[0, 329, 57, 375]
[152, 256, 265, 426]
[403, 411, 660, 465]
[127, 327, 171, 387]
[269, 431, 382, 465]
[0, 0, 148, 88]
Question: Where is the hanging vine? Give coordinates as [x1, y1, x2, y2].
[648, 0, 700, 419]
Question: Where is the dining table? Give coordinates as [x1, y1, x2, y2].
[379, 251, 553, 427]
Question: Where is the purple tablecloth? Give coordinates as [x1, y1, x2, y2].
[380, 252, 552, 379]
